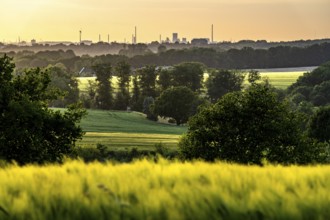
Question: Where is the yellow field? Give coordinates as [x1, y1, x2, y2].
[78, 76, 121, 92]
[77, 71, 303, 92]
[0, 160, 329, 219]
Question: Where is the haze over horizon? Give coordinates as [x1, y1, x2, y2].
[1, 0, 329, 43]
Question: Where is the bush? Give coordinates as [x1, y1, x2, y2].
[179, 83, 326, 164]
[308, 106, 330, 142]
[0, 55, 85, 165]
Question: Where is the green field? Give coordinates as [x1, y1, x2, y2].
[78, 110, 187, 150]
[1, 160, 329, 219]
[257, 71, 304, 89]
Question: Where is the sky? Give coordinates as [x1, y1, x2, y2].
[1, 0, 329, 43]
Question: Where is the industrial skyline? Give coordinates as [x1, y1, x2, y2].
[1, 0, 329, 43]
[5, 24, 218, 45]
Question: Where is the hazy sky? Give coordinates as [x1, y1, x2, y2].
[1, 0, 329, 43]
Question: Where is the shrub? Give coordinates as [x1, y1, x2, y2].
[179, 83, 326, 164]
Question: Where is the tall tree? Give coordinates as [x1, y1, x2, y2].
[153, 86, 196, 125]
[206, 69, 245, 103]
[171, 62, 204, 92]
[130, 74, 141, 111]
[114, 61, 131, 110]
[93, 63, 113, 110]
[46, 64, 79, 107]
[138, 65, 158, 98]
[157, 68, 172, 93]
[308, 106, 330, 142]
[0, 55, 85, 165]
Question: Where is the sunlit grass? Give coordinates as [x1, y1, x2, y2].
[77, 70, 303, 91]
[77, 110, 186, 149]
[0, 160, 329, 219]
[79, 132, 181, 150]
[258, 71, 304, 89]
[80, 109, 187, 135]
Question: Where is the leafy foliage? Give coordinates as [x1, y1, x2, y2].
[308, 106, 330, 142]
[93, 63, 113, 109]
[171, 62, 204, 92]
[143, 97, 158, 121]
[114, 61, 131, 110]
[153, 86, 196, 125]
[0, 55, 86, 165]
[46, 64, 80, 107]
[137, 65, 157, 98]
[206, 69, 245, 102]
[288, 61, 330, 106]
[179, 83, 325, 164]
[130, 74, 142, 111]
[157, 69, 172, 93]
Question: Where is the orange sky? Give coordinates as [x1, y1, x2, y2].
[1, 0, 329, 43]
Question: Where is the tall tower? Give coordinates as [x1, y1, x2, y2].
[211, 24, 214, 43]
[172, 33, 178, 43]
[79, 30, 82, 44]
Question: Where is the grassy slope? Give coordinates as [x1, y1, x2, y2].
[1, 160, 329, 220]
[80, 110, 186, 134]
[78, 110, 187, 149]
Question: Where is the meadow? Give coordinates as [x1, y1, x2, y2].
[257, 71, 304, 89]
[78, 110, 187, 150]
[0, 159, 329, 219]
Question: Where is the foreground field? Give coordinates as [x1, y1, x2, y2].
[78, 110, 186, 150]
[1, 160, 329, 219]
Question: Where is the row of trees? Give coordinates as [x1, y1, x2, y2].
[79, 61, 250, 125]
[3, 42, 330, 73]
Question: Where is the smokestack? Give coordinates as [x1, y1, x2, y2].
[79, 30, 82, 43]
[135, 26, 137, 44]
[211, 24, 214, 43]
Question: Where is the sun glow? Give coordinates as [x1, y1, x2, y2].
[1, 0, 329, 43]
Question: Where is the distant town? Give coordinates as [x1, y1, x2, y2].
[1, 28, 330, 57]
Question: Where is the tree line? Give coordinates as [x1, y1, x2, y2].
[2, 42, 330, 73]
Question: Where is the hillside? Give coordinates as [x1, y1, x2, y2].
[78, 110, 187, 150]
[80, 109, 187, 135]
